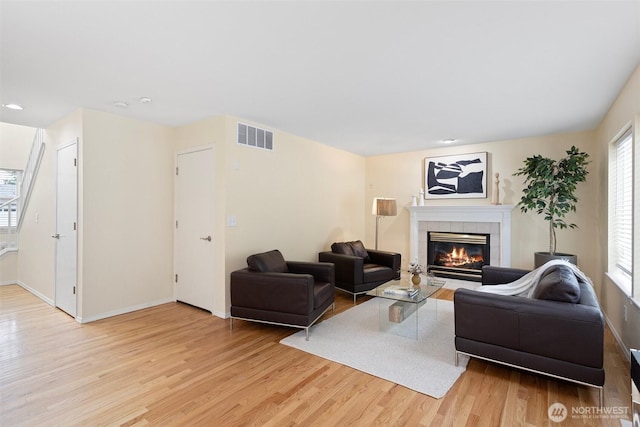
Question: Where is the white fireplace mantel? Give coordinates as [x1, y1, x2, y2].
[407, 205, 515, 268]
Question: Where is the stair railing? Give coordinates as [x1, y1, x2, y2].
[17, 129, 45, 229]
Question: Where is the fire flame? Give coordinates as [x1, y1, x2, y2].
[439, 246, 482, 267]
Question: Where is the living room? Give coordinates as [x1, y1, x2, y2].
[1, 1, 639, 424]
[2, 66, 639, 345]
[1, 67, 639, 425]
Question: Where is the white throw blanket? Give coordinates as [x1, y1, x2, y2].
[476, 259, 591, 298]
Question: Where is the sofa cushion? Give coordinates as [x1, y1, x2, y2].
[247, 249, 288, 273]
[331, 242, 354, 256]
[331, 240, 370, 261]
[348, 240, 370, 261]
[533, 265, 581, 303]
[363, 264, 395, 283]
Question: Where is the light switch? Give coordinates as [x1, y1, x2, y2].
[227, 216, 237, 227]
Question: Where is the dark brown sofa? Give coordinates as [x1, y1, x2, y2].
[454, 265, 605, 406]
[230, 250, 335, 340]
[318, 240, 401, 303]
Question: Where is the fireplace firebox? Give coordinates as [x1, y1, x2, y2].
[427, 231, 490, 281]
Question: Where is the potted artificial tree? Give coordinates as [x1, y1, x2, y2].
[514, 145, 590, 267]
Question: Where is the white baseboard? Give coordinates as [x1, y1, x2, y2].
[77, 297, 176, 324]
[6, 283, 222, 324]
[0, 280, 18, 286]
[212, 309, 229, 319]
[603, 311, 631, 363]
[16, 280, 55, 306]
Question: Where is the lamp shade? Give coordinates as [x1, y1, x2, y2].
[372, 198, 397, 216]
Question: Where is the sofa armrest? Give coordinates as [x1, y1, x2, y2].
[482, 265, 530, 285]
[230, 269, 314, 315]
[287, 261, 335, 284]
[366, 250, 401, 278]
[454, 288, 520, 349]
[319, 251, 364, 285]
[454, 288, 604, 368]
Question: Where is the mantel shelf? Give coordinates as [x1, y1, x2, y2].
[406, 204, 515, 213]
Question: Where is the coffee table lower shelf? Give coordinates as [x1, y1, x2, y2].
[366, 278, 445, 340]
[388, 299, 421, 323]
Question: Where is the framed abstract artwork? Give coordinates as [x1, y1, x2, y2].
[424, 152, 487, 199]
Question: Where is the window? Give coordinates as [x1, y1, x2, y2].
[0, 169, 20, 228]
[611, 129, 633, 295]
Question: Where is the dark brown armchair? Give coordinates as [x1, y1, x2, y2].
[318, 240, 401, 303]
[230, 249, 335, 340]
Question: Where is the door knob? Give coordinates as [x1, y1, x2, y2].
[200, 236, 212, 242]
[51, 234, 60, 239]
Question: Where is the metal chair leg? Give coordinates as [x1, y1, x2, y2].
[598, 386, 603, 408]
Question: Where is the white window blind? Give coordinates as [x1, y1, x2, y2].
[614, 130, 633, 278]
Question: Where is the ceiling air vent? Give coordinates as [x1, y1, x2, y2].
[237, 123, 273, 151]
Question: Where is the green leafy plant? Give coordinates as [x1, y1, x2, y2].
[513, 146, 590, 255]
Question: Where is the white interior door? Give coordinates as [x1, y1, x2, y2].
[175, 147, 215, 312]
[55, 141, 78, 317]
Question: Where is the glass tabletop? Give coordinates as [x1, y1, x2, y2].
[366, 276, 445, 303]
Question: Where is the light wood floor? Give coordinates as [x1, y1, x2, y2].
[0, 285, 632, 426]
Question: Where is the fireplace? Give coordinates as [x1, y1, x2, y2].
[427, 231, 490, 281]
[407, 205, 514, 280]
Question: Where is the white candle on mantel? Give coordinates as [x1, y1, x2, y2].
[419, 188, 425, 206]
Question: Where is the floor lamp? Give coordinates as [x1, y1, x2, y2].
[372, 197, 397, 250]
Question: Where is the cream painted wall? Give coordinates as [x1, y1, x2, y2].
[224, 116, 366, 312]
[80, 110, 174, 321]
[0, 251, 17, 285]
[366, 131, 599, 279]
[596, 63, 640, 354]
[0, 122, 33, 169]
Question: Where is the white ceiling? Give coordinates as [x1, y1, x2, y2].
[1, 1, 639, 156]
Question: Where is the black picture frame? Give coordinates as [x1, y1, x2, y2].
[424, 152, 487, 199]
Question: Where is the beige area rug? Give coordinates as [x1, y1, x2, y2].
[280, 297, 470, 398]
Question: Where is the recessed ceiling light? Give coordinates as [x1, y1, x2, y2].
[113, 101, 129, 108]
[139, 97, 152, 104]
[441, 138, 456, 144]
[2, 103, 24, 110]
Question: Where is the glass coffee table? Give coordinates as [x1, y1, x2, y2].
[366, 276, 445, 340]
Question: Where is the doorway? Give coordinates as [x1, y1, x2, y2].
[175, 147, 215, 313]
[54, 140, 78, 317]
